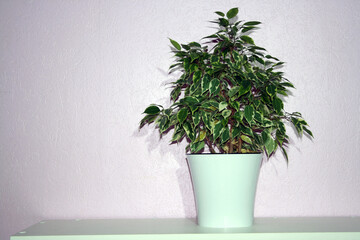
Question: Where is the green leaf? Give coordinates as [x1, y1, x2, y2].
[183, 96, 199, 105]
[139, 114, 158, 128]
[209, 78, 220, 95]
[171, 129, 184, 142]
[244, 21, 261, 26]
[213, 122, 223, 140]
[192, 111, 201, 127]
[241, 135, 252, 144]
[281, 82, 295, 88]
[171, 86, 181, 101]
[226, 8, 238, 19]
[201, 74, 211, 93]
[219, 18, 229, 27]
[265, 137, 276, 155]
[221, 127, 230, 144]
[222, 110, 232, 119]
[201, 112, 212, 130]
[228, 86, 240, 98]
[230, 101, 240, 111]
[219, 101, 228, 111]
[189, 41, 201, 48]
[181, 44, 190, 50]
[244, 105, 254, 123]
[240, 35, 254, 45]
[254, 111, 263, 123]
[303, 126, 314, 138]
[278, 121, 286, 134]
[234, 111, 244, 122]
[261, 130, 269, 143]
[193, 71, 202, 83]
[239, 80, 251, 96]
[215, 11, 225, 17]
[169, 38, 181, 50]
[273, 97, 283, 114]
[159, 116, 170, 133]
[196, 130, 207, 142]
[232, 127, 241, 138]
[266, 85, 276, 96]
[177, 108, 188, 124]
[190, 141, 205, 153]
[241, 26, 256, 33]
[183, 122, 195, 141]
[144, 105, 160, 115]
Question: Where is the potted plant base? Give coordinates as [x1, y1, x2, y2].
[187, 154, 262, 228]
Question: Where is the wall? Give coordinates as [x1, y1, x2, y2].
[1, 0, 360, 239]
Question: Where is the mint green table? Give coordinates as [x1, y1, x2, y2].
[11, 217, 360, 240]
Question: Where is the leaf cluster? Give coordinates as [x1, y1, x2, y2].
[140, 8, 313, 161]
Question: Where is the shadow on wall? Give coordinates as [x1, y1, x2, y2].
[133, 121, 196, 218]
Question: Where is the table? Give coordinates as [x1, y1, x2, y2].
[11, 217, 360, 240]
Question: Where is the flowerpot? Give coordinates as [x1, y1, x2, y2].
[187, 153, 262, 228]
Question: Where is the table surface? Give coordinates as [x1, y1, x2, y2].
[11, 217, 360, 240]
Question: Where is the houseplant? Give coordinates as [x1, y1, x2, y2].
[140, 8, 313, 228]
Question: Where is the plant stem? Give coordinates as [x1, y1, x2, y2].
[238, 137, 242, 153]
[229, 124, 233, 153]
[205, 136, 216, 153]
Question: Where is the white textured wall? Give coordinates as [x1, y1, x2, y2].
[1, 0, 360, 239]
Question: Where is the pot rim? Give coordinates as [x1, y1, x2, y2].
[186, 152, 262, 156]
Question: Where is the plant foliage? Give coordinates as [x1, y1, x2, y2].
[140, 8, 313, 161]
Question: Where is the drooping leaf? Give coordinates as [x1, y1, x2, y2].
[240, 35, 254, 45]
[171, 128, 184, 142]
[193, 71, 202, 83]
[177, 108, 188, 124]
[239, 80, 252, 96]
[201, 112, 212, 130]
[209, 78, 220, 95]
[241, 135, 252, 144]
[222, 110, 232, 119]
[201, 74, 211, 93]
[232, 127, 241, 138]
[144, 105, 160, 115]
[278, 121, 286, 134]
[303, 126, 314, 138]
[190, 141, 205, 153]
[234, 111, 244, 122]
[226, 8, 238, 19]
[171, 87, 181, 101]
[241, 26, 256, 33]
[244, 105, 254, 123]
[213, 122, 223, 140]
[183, 122, 195, 141]
[169, 38, 181, 50]
[192, 111, 201, 127]
[219, 101, 228, 111]
[159, 116, 170, 133]
[219, 18, 229, 27]
[139, 114, 158, 128]
[266, 85, 276, 96]
[228, 86, 240, 98]
[215, 11, 225, 17]
[254, 111, 263, 123]
[265, 137, 275, 155]
[183, 96, 199, 105]
[244, 21, 261, 26]
[273, 97, 283, 114]
[221, 127, 230, 144]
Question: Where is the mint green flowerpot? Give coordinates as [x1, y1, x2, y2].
[187, 153, 262, 228]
